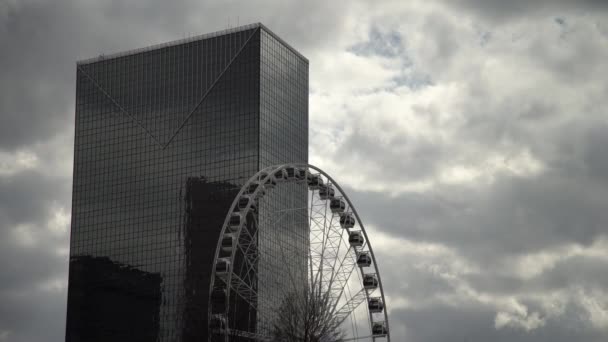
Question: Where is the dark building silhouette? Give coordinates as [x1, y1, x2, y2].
[66, 23, 308, 341]
[65, 256, 162, 341]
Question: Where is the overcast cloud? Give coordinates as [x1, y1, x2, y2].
[1, 1, 607, 341]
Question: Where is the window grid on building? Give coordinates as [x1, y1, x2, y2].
[67, 23, 308, 341]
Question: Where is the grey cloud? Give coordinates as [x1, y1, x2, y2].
[334, 127, 446, 182]
[346, 26, 438, 90]
[337, 106, 608, 338]
[463, 253, 608, 296]
[376, 240, 608, 341]
[529, 27, 608, 85]
[0, 168, 70, 342]
[347, 166, 608, 266]
[0, 170, 70, 225]
[535, 254, 608, 291]
[330, 9, 608, 263]
[0, 234, 68, 342]
[371, 228, 608, 341]
[395, 301, 606, 342]
[397, 304, 504, 342]
[0, 285, 67, 342]
[582, 124, 608, 183]
[341, 117, 608, 340]
[349, 26, 406, 58]
[445, 0, 608, 23]
[1, 1, 78, 149]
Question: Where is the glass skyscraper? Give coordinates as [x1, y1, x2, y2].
[66, 23, 308, 341]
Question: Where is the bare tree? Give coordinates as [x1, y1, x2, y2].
[271, 279, 345, 342]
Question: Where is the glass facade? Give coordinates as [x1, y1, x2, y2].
[66, 23, 308, 341]
[257, 29, 309, 335]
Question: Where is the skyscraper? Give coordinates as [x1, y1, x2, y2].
[66, 23, 308, 341]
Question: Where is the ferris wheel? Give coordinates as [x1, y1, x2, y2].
[208, 164, 390, 341]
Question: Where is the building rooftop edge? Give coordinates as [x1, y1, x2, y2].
[257, 23, 308, 63]
[76, 22, 308, 66]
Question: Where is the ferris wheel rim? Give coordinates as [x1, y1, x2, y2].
[207, 163, 391, 341]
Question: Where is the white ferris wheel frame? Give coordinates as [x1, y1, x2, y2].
[207, 163, 391, 342]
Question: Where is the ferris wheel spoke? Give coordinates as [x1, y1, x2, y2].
[236, 233, 259, 286]
[310, 195, 354, 304]
[229, 273, 258, 310]
[325, 220, 347, 267]
[334, 287, 368, 325]
[228, 217, 260, 313]
[235, 208, 295, 287]
[317, 214, 349, 295]
[345, 280, 360, 340]
[309, 219, 328, 279]
[232, 215, 260, 283]
[313, 211, 335, 291]
[327, 246, 359, 311]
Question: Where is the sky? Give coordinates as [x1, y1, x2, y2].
[1, 0, 608, 341]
